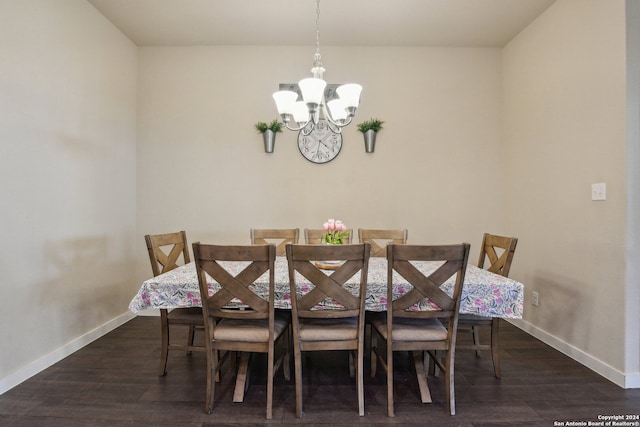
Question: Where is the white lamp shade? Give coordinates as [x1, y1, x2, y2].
[298, 77, 326, 105]
[272, 91, 298, 114]
[336, 83, 362, 108]
[292, 101, 310, 123]
[327, 99, 348, 121]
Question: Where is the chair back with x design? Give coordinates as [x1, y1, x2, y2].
[478, 233, 518, 277]
[358, 228, 408, 257]
[195, 244, 274, 320]
[389, 244, 469, 322]
[146, 231, 190, 276]
[250, 228, 299, 256]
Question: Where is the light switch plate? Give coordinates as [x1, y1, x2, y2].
[592, 183, 606, 201]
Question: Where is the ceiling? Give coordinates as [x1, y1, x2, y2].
[87, 0, 557, 48]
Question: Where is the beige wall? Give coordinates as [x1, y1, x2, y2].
[0, 0, 137, 390]
[503, 0, 637, 384]
[135, 46, 506, 282]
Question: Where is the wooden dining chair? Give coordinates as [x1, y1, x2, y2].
[192, 243, 290, 419]
[145, 231, 205, 376]
[250, 228, 299, 256]
[456, 233, 518, 378]
[304, 228, 353, 244]
[370, 243, 470, 416]
[285, 243, 371, 417]
[358, 228, 408, 257]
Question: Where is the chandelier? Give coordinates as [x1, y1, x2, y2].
[272, 0, 362, 135]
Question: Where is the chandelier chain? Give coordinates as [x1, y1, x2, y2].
[313, 0, 322, 68]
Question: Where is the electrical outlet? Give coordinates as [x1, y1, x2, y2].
[532, 291, 539, 306]
[592, 183, 606, 201]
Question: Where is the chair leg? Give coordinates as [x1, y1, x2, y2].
[427, 350, 435, 376]
[349, 351, 355, 378]
[159, 309, 169, 376]
[491, 318, 501, 378]
[431, 350, 441, 377]
[283, 329, 291, 381]
[293, 342, 304, 417]
[214, 350, 220, 383]
[206, 345, 216, 414]
[370, 330, 378, 378]
[445, 349, 456, 416]
[266, 345, 275, 420]
[186, 325, 195, 355]
[472, 326, 482, 358]
[387, 343, 395, 417]
[357, 342, 364, 416]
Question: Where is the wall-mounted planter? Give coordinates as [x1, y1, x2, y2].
[356, 118, 384, 154]
[263, 130, 276, 153]
[363, 130, 377, 153]
[255, 120, 283, 154]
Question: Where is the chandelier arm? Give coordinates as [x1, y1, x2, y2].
[326, 121, 342, 134]
[321, 102, 351, 131]
[339, 116, 354, 127]
[284, 120, 311, 132]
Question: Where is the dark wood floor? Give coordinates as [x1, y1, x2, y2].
[1, 317, 638, 426]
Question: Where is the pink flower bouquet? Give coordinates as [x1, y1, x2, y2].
[322, 218, 349, 244]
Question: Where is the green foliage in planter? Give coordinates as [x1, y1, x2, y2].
[255, 119, 283, 133]
[356, 118, 384, 133]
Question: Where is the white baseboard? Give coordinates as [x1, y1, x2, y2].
[0, 311, 136, 395]
[507, 319, 640, 389]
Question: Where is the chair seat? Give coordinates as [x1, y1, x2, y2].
[370, 313, 448, 341]
[214, 312, 288, 342]
[166, 307, 203, 323]
[298, 317, 358, 341]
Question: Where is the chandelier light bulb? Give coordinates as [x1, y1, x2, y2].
[272, 91, 298, 117]
[336, 84, 362, 110]
[327, 99, 348, 123]
[292, 101, 310, 124]
[298, 78, 326, 106]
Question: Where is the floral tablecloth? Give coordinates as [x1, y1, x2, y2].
[130, 257, 523, 318]
[129, 257, 524, 319]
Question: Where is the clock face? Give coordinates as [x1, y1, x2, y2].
[298, 120, 342, 164]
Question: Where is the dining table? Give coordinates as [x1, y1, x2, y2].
[129, 256, 524, 317]
[129, 256, 524, 403]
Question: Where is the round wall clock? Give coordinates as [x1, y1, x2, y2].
[297, 119, 342, 164]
